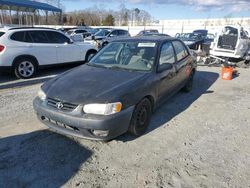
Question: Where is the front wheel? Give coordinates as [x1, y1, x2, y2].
[129, 98, 152, 136]
[14, 58, 37, 79]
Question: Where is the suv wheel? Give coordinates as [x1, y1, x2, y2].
[14, 58, 37, 79]
[129, 98, 152, 136]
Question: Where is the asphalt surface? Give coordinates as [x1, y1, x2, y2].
[0, 65, 250, 188]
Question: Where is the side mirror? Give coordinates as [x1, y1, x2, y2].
[157, 63, 173, 73]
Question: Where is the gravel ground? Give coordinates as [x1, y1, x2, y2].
[0, 66, 250, 188]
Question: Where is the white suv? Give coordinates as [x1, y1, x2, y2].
[0, 27, 97, 78]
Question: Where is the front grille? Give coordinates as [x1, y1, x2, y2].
[47, 97, 78, 112]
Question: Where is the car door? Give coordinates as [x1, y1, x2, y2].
[172, 40, 192, 88]
[46, 31, 81, 63]
[26, 30, 57, 65]
[156, 41, 178, 102]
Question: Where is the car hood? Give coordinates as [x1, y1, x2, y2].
[43, 65, 148, 104]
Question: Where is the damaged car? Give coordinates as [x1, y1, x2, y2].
[33, 36, 196, 141]
[210, 26, 250, 59]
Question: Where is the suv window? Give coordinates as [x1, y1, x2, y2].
[45, 31, 69, 44]
[0, 32, 5, 37]
[10, 31, 33, 43]
[28, 31, 49, 43]
[10, 31, 25, 41]
[159, 42, 175, 67]
[172, 41, 189, 61]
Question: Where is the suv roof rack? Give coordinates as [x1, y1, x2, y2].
[8, 27, 56, 31]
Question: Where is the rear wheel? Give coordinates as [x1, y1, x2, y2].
[85, 50, 97, 62]
[129, 98, 152, 136]
[14, 58, 37, 79]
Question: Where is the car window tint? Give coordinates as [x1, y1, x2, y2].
[172, 41, 189, 61]
[118, 30, 127, 35]
[159, 42, 175, 66]
[10, 31, 25, 42]
[23, 32, 33, 43]
[28, 31, 49, 43]
[45, 31, 69, 43]
[110, 30, 118, 36]
[75, 30, 86, 34]
[0, 32, 5, 37]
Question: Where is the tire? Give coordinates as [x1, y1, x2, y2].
[129, 98, 152, 136]
[14, 58, 37, 79]
[182, 71, 194, 92]
[85, 50, 97, 62]
[102, 42, 108, 48]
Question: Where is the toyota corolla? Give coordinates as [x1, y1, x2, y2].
[33, 37, 196, 141]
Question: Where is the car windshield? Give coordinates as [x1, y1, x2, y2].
[89, 41, 157, 71]
[0, 32, 5, 37]
[94, 29, 110, 37]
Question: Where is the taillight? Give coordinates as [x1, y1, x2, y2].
[0, 45, 4, 52]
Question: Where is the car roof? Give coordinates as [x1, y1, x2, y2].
[111, 36, 175, 43]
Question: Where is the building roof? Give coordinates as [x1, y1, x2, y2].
[0, 0, 62, 12]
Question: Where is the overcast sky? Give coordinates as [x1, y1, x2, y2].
[61, 0, 250, 19]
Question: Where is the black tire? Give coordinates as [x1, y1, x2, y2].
[129, 98, 152, 136]
[102, 42, 108, 48]
[14, 58, 37, 79]
[85, 50, 97, 62]
[182, 71, 194, 92]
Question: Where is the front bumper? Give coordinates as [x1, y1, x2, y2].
[33, 97, 134, 141]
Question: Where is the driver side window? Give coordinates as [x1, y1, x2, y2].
[159, 42, 175, 67]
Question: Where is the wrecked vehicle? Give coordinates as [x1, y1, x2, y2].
[33, 37, 196, 141]
[210, 26, 250, 59]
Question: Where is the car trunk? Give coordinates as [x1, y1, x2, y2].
[217, 27, 238, 50]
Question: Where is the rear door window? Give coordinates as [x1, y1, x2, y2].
[28, 31, 49, 43]
[45, 31, 69, 44]
[10, 31, 33, 43]
[0, 32, 5, 37]
[172, 41, 189, 61]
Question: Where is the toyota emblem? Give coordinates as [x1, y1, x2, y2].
[56, 102, 64, 109]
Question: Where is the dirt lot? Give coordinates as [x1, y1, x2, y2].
[0, 66, 249, 188]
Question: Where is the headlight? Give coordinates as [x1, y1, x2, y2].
[38, 89, 46, 101]
[83, 102, 122, 115]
